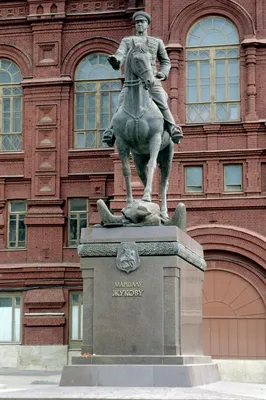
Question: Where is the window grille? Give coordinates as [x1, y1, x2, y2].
[0, 59, 22, 151]
[186, 16, 240, 123]
[74, 53, 121, 148]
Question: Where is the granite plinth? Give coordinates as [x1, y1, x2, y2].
[60, 364, 220, 387]
[71, 355, 213, 365]
[61, 225, 219, 387]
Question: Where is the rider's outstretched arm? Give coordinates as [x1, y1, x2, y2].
[108, 39, 129, 70]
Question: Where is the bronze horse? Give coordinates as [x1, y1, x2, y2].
[112, 39, 174, 219]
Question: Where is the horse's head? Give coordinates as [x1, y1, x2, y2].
[129, 39, 155, 90]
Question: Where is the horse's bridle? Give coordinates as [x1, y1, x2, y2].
[124, 50, 153, 87]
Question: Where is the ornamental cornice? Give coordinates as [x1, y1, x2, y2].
[169, 197, 266, 212]
[166, 43, 183, 52]
[173, 148, 266, 160]
[68, 148, 115, 159]
[21, 76, 73, 87]
[241, 38, 266, 48]
[78, 241, 207, 272]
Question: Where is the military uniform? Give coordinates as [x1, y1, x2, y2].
[115, 36, 173, 113]
[102, 12, 183, 146]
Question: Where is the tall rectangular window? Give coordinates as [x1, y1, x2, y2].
[68, 198, 88, 246]
[186, 48, 240, 123]
[185, 166, 203, 193]
[0, 294, 21, 342]
[0, 59, 23, 151]
[74, 53, 121, 148]
[8, 200, 26, 248]
[69, 292, 83, 348]
[224, 164, 243, 192]
[186, 17, 240, 123]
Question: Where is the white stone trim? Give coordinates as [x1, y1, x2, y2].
[24, 313, 65, 316]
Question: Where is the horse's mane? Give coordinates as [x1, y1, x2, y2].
[132, 43, 149, 54]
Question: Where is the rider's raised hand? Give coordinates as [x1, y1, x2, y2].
[107, 55, 121, 70]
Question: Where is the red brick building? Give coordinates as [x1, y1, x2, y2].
[0, 0, 265, 375]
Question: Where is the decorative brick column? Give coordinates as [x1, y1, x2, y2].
[166, 43, 183, 124]
[0, 199, 6, 249]
[21, 7, 72, 264]
[242, 41, 258, 121]
[23, 288, 66, 345]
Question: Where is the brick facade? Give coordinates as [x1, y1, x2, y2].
[0, 0, 265, 359]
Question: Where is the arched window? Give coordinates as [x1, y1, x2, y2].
[186, 16, 240, 123]
[74, 53, 121, 148]
[0, 59, 22, 151]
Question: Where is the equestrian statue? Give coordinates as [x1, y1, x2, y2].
[98, 11, 186, 229]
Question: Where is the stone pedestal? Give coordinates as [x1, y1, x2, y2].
[60, 226, 219, 387]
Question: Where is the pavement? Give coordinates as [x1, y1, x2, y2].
[0, 368, 265, 399]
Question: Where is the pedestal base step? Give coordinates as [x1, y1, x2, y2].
[60, 363, 220, 387]
[72, 355, 213, 365]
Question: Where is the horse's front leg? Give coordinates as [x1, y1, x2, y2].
[142, 133, 161, 202]
[117, 143, 133, 206]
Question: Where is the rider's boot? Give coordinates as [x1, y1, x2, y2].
[102, 103, 124, 147]
[168, 124, 183, 144]
[161, 109, 183, 144]
[102, 126, 115, 147]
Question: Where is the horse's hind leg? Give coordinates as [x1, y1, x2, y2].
[157, 141, 174, 219]
[116, 141, 133, 206]
[132, 152, 149, 187]
[143, 133, 162, 202]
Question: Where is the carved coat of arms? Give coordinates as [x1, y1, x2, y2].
[116, 242, 140, 273]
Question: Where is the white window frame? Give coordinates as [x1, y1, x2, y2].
[8, 200, 26, 248]
[186, 16, 240, 123]
[0, 59, 22, 151]
[69, 292, 83, 348]
[224, 164, 243, 192]
[0, 293, 22, 343]
[68, 198, 88, 247]
[185, 166, 203, 193]
[74, 53, 121, 148]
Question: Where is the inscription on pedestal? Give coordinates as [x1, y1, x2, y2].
[112, 281, 144, 297]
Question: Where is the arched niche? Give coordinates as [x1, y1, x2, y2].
[188, 224, 266, 273]
[0, 45, 32, 77]
[62, 37, 120, 77]
[169, 0, 255, 45]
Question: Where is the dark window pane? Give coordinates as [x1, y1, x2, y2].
[80, 217, 87, 230]
[18, 217, 25, 242]
[9, 220, 17, 243]
[224, 165, 242, 191]
[15, 297, 21, 306]
[70, 199, 87, 212]
[0, 298, 12, 307]
[70, 219, 78, 241]
[72, 294, 80, 305]
[186, 167, 203, 192]
[10, 201, 26, 213]
[0, 71, 11, 84]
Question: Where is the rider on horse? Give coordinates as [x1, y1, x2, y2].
[102, 11, 183, 147]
